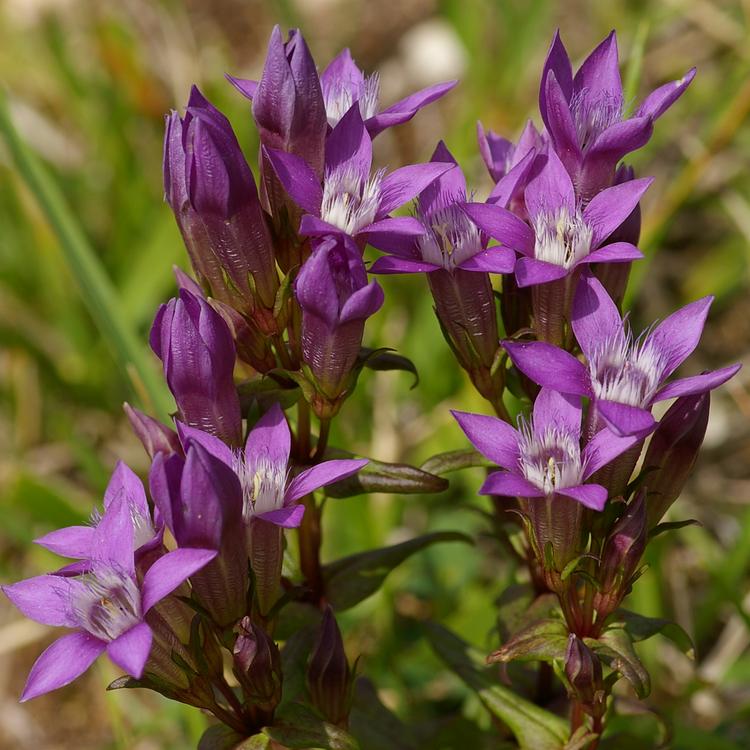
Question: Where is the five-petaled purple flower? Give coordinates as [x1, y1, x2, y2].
[2, 482, 215, 701]
[264, 106, 450, 247]
[453, 387, 636, 511]
[461, 147, 651, 290]
[504, 273, 741, 436]
[539, 30, 695, 199]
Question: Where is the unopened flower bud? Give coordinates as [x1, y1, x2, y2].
[307, 607, 353, 726]
[124, 403, 182, 459]
[565, 634, 604, 715]
[233, 617, 282, 712]
[594, 491, 647, 620]
[643, 392, 710, 528]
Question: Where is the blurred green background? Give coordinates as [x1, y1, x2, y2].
[0, 0, 749, 747]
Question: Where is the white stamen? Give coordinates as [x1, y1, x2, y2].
[417, 203, 483, 270]
[321, 165, 384, 235]
[232, 451, 288, 523]
[533, 207, 593, 269]
[517, 420, 585, 495]
[588, 326, 667, 407]
[324, 73, 381, 127]
[569, 88, 624, 150]
[73, 568, 142, 642]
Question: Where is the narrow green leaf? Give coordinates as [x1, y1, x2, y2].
[323, 532, 470, 610]
[585, 628, 651, 699]
[426, 622, 569, 750]
[0, 90, 172, 419]
[488, 618, 569, 665]
[612, 610, 695, 659]
[419, 448, 493, 476]
[324, 457, 449, 498]
[265, 703, 359, 750]
[358, 347, 419, 388]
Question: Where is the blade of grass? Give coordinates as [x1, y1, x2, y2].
[0, 89, 173, 419]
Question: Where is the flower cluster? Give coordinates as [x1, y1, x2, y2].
[3, 24, 740, 749]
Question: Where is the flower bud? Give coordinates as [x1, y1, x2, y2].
[233, 617, 282, 713]
[211, 299, 277, 373]
[594, 491, 647, 620]
[150, 289, 242, 446]
[165, 88, 279, 329]
[643, 392, 710, 528]
[296, 237, 383, 417]
[307, 607, 353, 727]
[565, 634, 604, 715]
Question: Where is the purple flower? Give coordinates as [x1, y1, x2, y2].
[168, 403, 367, 612]
[264, 106, 450, 247]
[452, 388, 636, 511]
[462, 147, 651, 290]
[124, 404, 182, 461]
[477, 119, 544, 186]
[150, 289, 242, 446]
[164, 87, 278, 320]
[504, 273, 741, 436]
[319, 48, 456, 136]
[539, 30, 695, 199]
[2, 493, 215, 701]
[296, 236, 384, 407]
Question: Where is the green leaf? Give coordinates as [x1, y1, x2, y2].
[564, 726, 599, 750]
[585, 628, 651, 698]
[488, 618, 569, 665]
[238, 377, 302, 412]
[425, 622, 569, 750]
[264, 703, 359, 749]
[324, 457, 449, 498]
[358, 347, 419, 387]
[648, 518, 700, 540]
[349, 678, 418, 750]
[323, 532, 471, 610]
[198, 726, 269, 750]
[612, 610, 695, 659]
[419, 448, 493, 476]
[0, 90, 172, 419]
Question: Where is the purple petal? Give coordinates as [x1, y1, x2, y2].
[225, 74, 258, 101]
[92, 495, 135, 575]
[480, 471, 542, 498]
[418, 142, 463, 217]
[123, 403, 182, 460]
[141, 548, 217, 613]
[539, 31, 573, 125]
[524, 146, 575, 221]
[572, 273, 624, 361]
[107, 623, 153, 679]
[367, 80, 457, 137]
[515, 257, 569, 287]
[325, 105, 372, 177]
[377, 162, 453, 218]
[573, 31, 622, 103]
[486, 149, 536, 208]
[34, 526, 94, 560]
[457, 246, 516, 274]
[148, 452, 184, 538]
[320, 48, 363, 95]
[299, 214, 343, 237]
[286, 458, 368, 502]
[596, 400, 656, 437]
[255, 504, 306, 528]
[582, 428, 639, 478]
[2, 575, 82, 627]
[364, 216, 431, 240]
[370, 255, 439, 275]
[451, 410, 520, 469]
[340, 280, 384, 322]
[646, 296, 713, 379]
[583, 178, 653, 248]
[532, 388, 582, 438]
[585, 117, 653, 169]
[636, 68, 696, 120]
[579, 241, 643, 266]
[365, 232, 419, 258]
[21, 632, 106, 702]
[104, 461, 148, 517]
[175, 421, 233, 466]
[557, 484, 608, 511]
[653, 364, 741, 402]
[503, 341, 591, 396]
[263, 147, 322, 214]
[541, 73, 581, 177]
[459, 203, 534, 255]
[245, 403, 291, 470]
[477, 121, 513, 182]
[253, 27, 295, 139]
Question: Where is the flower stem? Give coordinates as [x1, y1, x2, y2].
[297, 399, 311, 461]
[298, 494, 324, 602]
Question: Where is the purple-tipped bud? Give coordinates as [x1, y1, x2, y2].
[594, 491, 647, 620]
[164, 88, 279, 326]
[565, 634, 604, 715]
[307, 607, 353, 727]
[150, 289, 242, 446]
[233, 617, 282, 714]
[212, 299, 277, 373]
[296, 237, 383, 416]
[149, 443, 248, 627]
[124, 403, 182, 459]
[643, 392, 710, 528]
